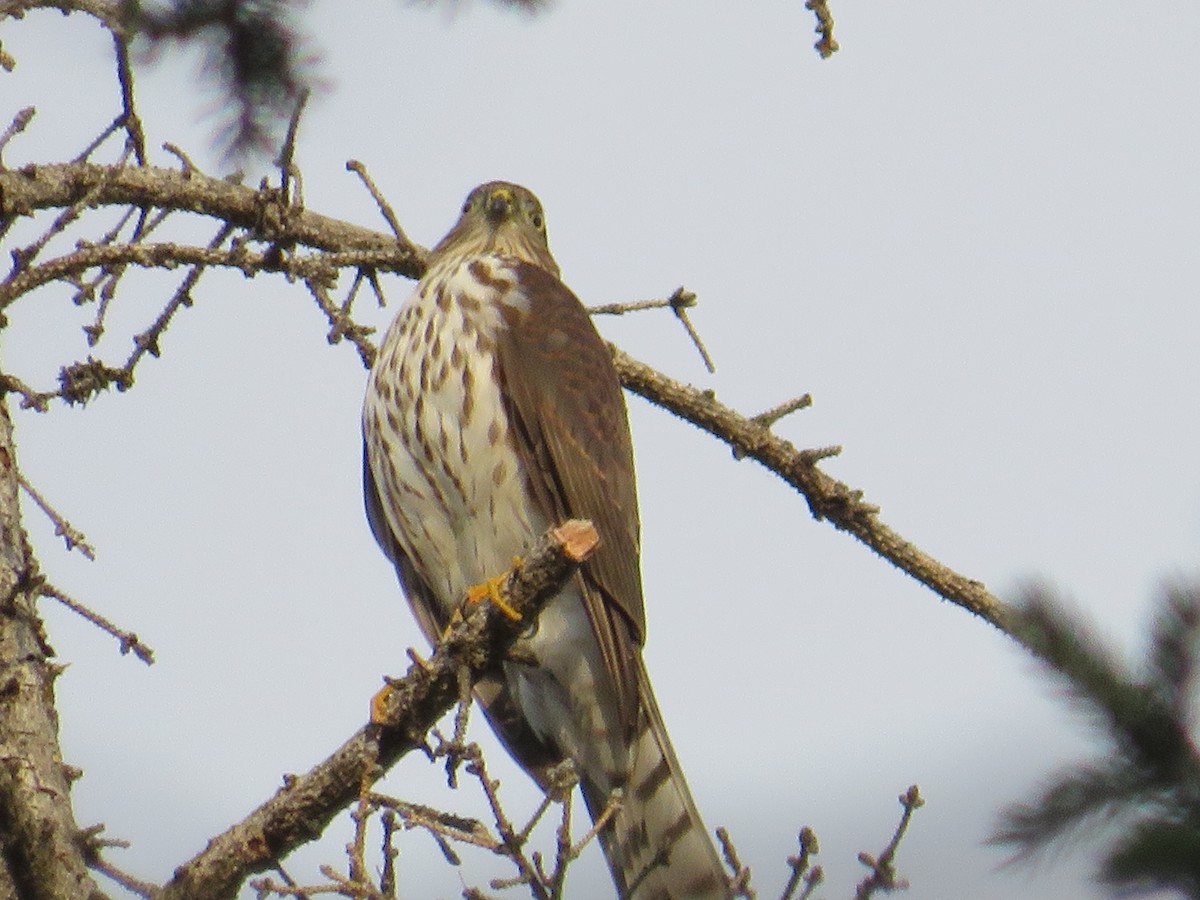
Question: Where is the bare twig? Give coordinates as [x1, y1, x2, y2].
[16, 472, 95, 559]
[466, 745, 550, 900]
[304, 276, 378, 369]
[780, 828, 822, 900]
[72, 112, 134, 165]
[590, 287, 714, 372]
[751, 394, 813, 429]
[113, 32, 146, 164]
[346, 159, 410, 245]
[161, 142, 198, 174]
[79, 824, 159, 897]
[39, 583, 154, 664]
[854, 785, 923, 900]
[587, 298, 678, 316]
[0, 371, 55, 412]
[0, 106, 35, 170]
[278, 89, 309, 199]
[666, 287, 716, 373]
[717, 826, 755, 898]
[378, 810, 398, 898]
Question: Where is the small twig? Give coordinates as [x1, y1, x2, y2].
[0, 372, 55, 412]
[304, 276, 377, 368]
[113, 33, 146, 164]
[121, 223, 234, 376]
[348, 787, 370, 884]
[0, 105, 35, 170]
[439, 664, 474, 787]
[17, 473, 96, 559]
[733, 394, 814, 460]
[365, 267, 388, 308]
[589, 287, 714, 372]
[378, 810, 398, 899]
[667, 287, 716, 373]
[278, 89, 309, 199]
[87, 850, 160, 898]
[346, 159, 410, 245]
[266, 865, 314, 900]
[751, 394, 813, 429]
[804, 0, 839, 58]
[587, 298, 678, 316]
[39, 583, 154, 664]
[85, 205, 176, 345]
[463, 746, 550, 900]
[854, 785, 923, 900]
[71, 112, 128, 165]
[367, 792, 489, 846]
[77, 824, 158, 896]
[161, 141, 198, 175]
[717, 826, 754, 898]
[780, 827, 822, 900]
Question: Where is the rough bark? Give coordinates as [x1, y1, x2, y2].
[0, 397, 103, 898]
[159, 520, 598, 899]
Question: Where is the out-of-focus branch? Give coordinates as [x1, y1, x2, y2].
[158, 520, 599, 900]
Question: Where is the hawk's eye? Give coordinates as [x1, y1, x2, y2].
[531, 213, 544, 230]
[463, 200, 472, 214]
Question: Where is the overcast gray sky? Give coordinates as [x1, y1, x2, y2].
[4, 0, 1200, 896]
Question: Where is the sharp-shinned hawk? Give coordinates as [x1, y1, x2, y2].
[362, 182, 729, 899]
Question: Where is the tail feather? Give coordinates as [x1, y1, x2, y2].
[582, 660, 730, 900]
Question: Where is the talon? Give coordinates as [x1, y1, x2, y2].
[370, 682, 395, 725]
[465, 560, 523, 621]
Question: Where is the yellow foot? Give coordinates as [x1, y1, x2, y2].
[370, 681, 394, 726]
[371, 645, 439, 724]
[465, 557, 523, 621]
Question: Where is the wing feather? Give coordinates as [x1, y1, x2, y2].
[494, 261, 646, 733]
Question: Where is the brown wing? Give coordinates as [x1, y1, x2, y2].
[494, 261, 646, 734]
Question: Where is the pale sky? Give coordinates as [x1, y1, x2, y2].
[4, 1, 1200, 897]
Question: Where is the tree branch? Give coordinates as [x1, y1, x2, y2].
[0, 396, 104, 898]
[610, 347, 1013, 632]
[0, 161, 427, 262]
[158, 520, 599, 900]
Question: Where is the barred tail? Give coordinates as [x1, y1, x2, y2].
[583, 661, 731, 900]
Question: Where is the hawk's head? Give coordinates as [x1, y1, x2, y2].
[428, 181, 560, 278]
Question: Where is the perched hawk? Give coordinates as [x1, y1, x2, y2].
[362, 182, 729, 899]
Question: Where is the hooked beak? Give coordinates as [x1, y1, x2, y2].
[484, 187, 514, 224]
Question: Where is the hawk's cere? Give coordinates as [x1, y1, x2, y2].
[362, 182, 730, 898]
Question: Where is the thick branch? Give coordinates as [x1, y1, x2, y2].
[158, 520, 598, 900]
[0, 397, 103, 898]
[0, 162, 426, 263]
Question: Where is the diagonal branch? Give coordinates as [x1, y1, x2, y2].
[157, 520, 599, 900]
[610, 347, 1013, 632]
